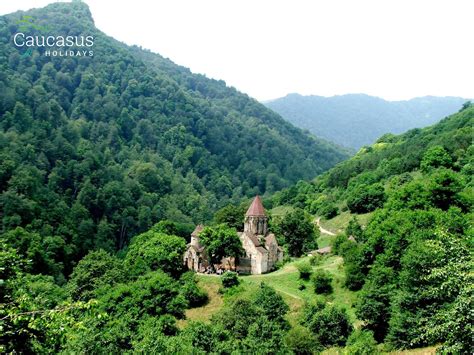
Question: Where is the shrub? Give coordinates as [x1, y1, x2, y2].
[319, 203, 339, 219]
[221, 271, 239, 288]
[285, 325, 320, 354]
[332, 234, 348, 255]
[345, 330, 379, 355]
[180, 272, 208, 307]
[309, 254, 322, 266]
[312, 269, 333, 294]
[296, 262, 312, 280]
[303, 303, 353, 348]
[347, 183, 386, 213]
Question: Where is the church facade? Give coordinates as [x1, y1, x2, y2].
[183, 196, 283, 274]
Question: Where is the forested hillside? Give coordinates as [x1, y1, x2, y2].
[271, 104, 473, 352]
[0, 2, 347, 270]
[265, 93, 468, 149]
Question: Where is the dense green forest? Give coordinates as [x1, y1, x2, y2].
[265, 93, 468, 149]
[271, 104, 473, 352]
[0, 2, 347, 275]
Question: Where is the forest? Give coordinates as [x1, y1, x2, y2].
[1, 1, 472, 354]
[271, 104, 473, 353]
[0, 2, 346, 276]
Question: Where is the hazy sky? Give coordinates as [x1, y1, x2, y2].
[1, 0, 473, 101]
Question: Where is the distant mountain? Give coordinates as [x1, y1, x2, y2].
[265, 93, 469, 149]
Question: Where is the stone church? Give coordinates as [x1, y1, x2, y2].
[183, 196, 283, 274]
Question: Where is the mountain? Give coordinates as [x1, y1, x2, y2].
[265, 93, 469, 149]
[271, 104, 473, 351]
[0, 2, 348, 262]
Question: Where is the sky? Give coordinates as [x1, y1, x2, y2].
[1, 0, 473, 101]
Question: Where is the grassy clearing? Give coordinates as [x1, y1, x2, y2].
[317, 233, 337, 248]
[269, 205, 295, 217]
[184, 255, 358, 327]
[177, 276, 223, 328]
[320, 211, 373, 235]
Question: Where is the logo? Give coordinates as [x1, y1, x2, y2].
[13, 15, 94, 57]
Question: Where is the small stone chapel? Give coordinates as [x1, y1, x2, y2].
[183, 196, 283, 274]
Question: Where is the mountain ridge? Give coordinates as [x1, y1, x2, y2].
[265, 93, 469, 149]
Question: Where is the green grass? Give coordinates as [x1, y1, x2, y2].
[269, 205, 295, 217]
[320, 211, 373, 235]
[185, 255, 358, 326]
[317, 233, 336, 248]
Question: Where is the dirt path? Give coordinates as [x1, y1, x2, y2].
[315, 217, 336, 236]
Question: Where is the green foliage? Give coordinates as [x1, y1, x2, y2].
[345, 330, 379, 355]
[347, 183, 386, 213]
[271, 208, 319, 256]
[179, 272, 208, 307]
[100, 271, 187, 320]
[254, 282, 289, 327]
[302, 301, 353, 348]
[2, 227, 67, 282]
[346, 216, 363, 240]
[420, 145, 453, 172]
[332, 234, 349, 255]
[319, 202, 339, 219]
[296, 261, 313, 280]
[312, 269, 333, 294]
[199, 225, 244, 265]
[213, 203, 248, 230]
[285, 325, 319, 354]
[124, 230, 186, 278]
[273, 108, 473, 351]
[221, 271, 239, 288]
[151, 220, 194, 240]
[67, 249, 125, 301]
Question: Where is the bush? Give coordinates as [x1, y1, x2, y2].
[180, 272, 208, 307]
[319, 203, 339, 219]
[309, 254, 322, 266]
[285, 325, 320, 354]
[345, 330, 379, 355]
[312, 269, 333, 294]
[332, 234, 348, 255]
[221, 271, 239, 288]
[347, 183, 386, 213]
[303, 302, 353, 348]
[296, 262, 312, 280]
[298, 283, 306, 291]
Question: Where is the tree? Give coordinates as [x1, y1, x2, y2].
[179, 272, 208, 307]
[67, 249, 125, 301]
[254, 282, 289, 327]
[285, 325, 319, 355]
[213, 203, 247, 230]
[124, 230, 186, 278]
[199, 224, 244, 266]
[302, 302, 353, 348]
[347, 183, 386, 213]
[312, 269, 333, 294]
[221, 271, 239, 288]
[420, 146, 452, 172]
[296, 261, 312, 280]
[272, 208, 318, 257]
[346, 216, 363, 240]
[345, 330, 379, 355]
